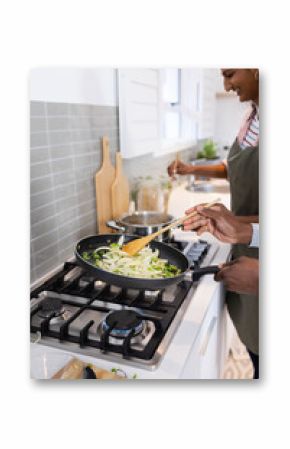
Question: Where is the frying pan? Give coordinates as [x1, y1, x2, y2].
[75, 234, 219, 290]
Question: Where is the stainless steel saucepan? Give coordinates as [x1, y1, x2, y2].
[106, 211, 175, 241]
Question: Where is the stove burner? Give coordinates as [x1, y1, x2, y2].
[38, 298, 65, 318]
[102, 310, 144, 338]
[30, 239, 213, 367]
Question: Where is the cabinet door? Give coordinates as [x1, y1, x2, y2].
[199, 314, 219, 379]
[198, 68, 217, 140]
[219, 305, 236, 377]
[118, 68, 161, 158]
[180, 286, 224, 379]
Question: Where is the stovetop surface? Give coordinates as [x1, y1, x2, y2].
[30, 238, 216, 369]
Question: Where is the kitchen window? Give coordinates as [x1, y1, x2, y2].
[118, 68, 215, 159]
[157, 68, 201, 156]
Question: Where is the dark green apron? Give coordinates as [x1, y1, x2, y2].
[227, 138, 259, 355]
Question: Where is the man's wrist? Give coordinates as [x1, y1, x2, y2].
[236, 222, 253, 244]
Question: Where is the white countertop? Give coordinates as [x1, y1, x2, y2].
[168, 179, 231, 217]
[31, 180, 231, 380]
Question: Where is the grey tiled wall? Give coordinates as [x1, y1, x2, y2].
[30, 101, 198, 284]
[30, 101, 119, 283]
[123, 147, 196, 182]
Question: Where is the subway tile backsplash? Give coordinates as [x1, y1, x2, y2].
[30, 101, 119, 283]
[30, 101, 198, 284]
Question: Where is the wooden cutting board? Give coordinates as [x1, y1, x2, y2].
[95, 136, 115, 233]
[52, 358, 124, 380]
[111, 152, 130, 219]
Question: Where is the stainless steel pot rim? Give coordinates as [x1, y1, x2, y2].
[117, 210, 175, 227]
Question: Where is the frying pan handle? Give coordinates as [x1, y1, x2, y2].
[191, 265, 220, 282]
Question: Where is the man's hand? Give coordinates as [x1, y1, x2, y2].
[215, 256, 259, 295]
[183, 203, 253, 244]
[167, 160, 191, 177]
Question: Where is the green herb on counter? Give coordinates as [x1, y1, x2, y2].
[196, 139, 218, 160]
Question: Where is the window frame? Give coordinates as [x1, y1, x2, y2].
[155, 68, 200, 156]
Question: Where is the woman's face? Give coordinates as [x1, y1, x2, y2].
[221, 69, 259, 104]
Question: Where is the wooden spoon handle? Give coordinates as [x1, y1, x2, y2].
[150, 198, 221, 239]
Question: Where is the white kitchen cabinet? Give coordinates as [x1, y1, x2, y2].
[198, 68, 218, 140]
[181, 282, 225, 379]
[118, 68, 161, 158]
[219, 307, 237, 373]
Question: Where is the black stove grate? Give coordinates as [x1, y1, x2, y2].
[30, 239, 211, 363]
[30, 261, 192, 361]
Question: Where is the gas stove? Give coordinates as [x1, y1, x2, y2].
[30, 237, 218, 370]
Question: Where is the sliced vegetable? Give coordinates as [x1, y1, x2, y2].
[82, 243, 180, 279]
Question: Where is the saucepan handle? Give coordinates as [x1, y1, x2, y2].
[106, 220, 126, 232]
[191, 265, 220, 282]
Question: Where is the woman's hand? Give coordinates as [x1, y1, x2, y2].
[183, 203, 253, 244]
[215, 256, 259, 295]
[167, 160, 192, 177]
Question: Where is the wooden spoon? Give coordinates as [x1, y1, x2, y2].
[122, 198, 221, 256]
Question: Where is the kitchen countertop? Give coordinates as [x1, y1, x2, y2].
[31, 179, 232, 380]
[168, 178, 231, 217]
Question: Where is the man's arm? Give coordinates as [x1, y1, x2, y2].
[236, 216, 259, 224]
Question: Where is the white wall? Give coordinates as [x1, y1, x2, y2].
[29, 68, 117, 106]
[213, 70, 249, 147]
[29, 67, 249, 147]
[214, 96, 248, 147]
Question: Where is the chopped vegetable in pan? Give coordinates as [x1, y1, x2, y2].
[82, 243, 181, 279]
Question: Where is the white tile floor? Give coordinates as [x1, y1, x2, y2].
[222, 336, 254, 379]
